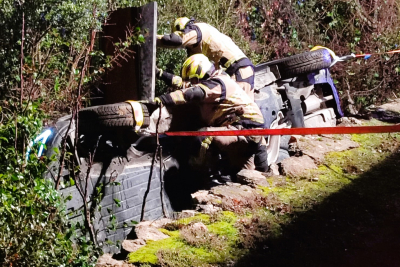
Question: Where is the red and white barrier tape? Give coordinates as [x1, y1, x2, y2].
[165, 124, 400, 137]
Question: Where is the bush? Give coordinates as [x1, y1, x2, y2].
[0, 0, 142, 265]
[239, 0, 400, 112]
[0, 112, 101, 266]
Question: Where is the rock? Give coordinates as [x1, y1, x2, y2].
[95, 253, 135, 267]
[236, 169, 270, 187]
[211, 183, 256, 200]
[191, 190, 221, 205]
[337, 117, 362, 126]
[142, 218, 172, 228]
[378, 98, 400, 113]
[296, 135, 359, 162]
[196, 204, 222, 214]
[178, 210, 198, 219]
[280, 155, 317, 177]
[191, 190, 210, 204]
[190, 222, 208, 232]
[329, 138, 360, 152]
[121, 239, 146, 253]
[196, 183, 271, 211]
[134, 221, 170, 241]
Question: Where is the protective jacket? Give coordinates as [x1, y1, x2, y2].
[158, 22, 246, 69]
[158, 22, 255, 99]
[158, 71, 263, 128]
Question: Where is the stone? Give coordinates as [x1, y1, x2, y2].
[140, 218, 172, 229]
[280, 155, 317, 177]
[196, 204, 222, 214]
[178, 210, 198, 219]
[121, 239, 146, 253]
[337, 117, 362, 126]
[378, 98, 400, 113]
[236, 169, 270, 187]
[296, 135, 359, 162]
[190, 222, 208, 232]
[134, 221, 170, 241]
[191, 190, 210, 204]
[210, 183, 256, 199]
[191, 190, 221, 205]
[95, 253, 135, 267]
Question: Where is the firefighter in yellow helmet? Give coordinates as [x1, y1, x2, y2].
[157, 17, 256, 100]
[154, 54, 268, 183]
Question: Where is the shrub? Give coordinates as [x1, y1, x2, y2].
[0, 0, 143, 265]
[239, 0, 400, 111]
[0, 112, 101, 266]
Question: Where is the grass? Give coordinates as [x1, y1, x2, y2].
[128, 119, 400, 266]
[128, 211, 243, 266]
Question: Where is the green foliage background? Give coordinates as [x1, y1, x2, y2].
[0, 0, 141, 266]
[1, 0, 400, 266]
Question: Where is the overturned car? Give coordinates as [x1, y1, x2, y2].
[33, 48, 343, 252]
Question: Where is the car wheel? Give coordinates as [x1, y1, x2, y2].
[268, 49, 332, 79]
[78, 102, 150, 133]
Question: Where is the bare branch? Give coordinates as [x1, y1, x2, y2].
[20, 11, 25, 106]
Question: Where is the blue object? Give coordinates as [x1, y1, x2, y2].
[26, 129, 53, 160]
[364, 55, 371, 60]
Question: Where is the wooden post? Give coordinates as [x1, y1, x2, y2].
[98, 2, 157, 104]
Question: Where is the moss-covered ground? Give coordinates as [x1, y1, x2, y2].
[128, 119, 400, 267]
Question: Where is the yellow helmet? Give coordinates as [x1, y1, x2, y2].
[172, 17, 190, 32]
[181, 54, 215, 80]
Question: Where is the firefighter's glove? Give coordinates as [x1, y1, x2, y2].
[155, 67, 163, 78]
[154, 97, 162, 106]
[190, 137, 213, 166]
[172, 76, 183, 88]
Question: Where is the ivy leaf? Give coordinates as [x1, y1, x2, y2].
[113, 198, 121, 207]
[138, 34, 145, 43]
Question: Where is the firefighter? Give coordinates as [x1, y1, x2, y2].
[154, 54, 268, 184]
[157, 17, 255, 100]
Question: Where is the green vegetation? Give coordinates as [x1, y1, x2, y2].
[0, 0, 144, 265]
[129, 212, 242, 266]
[0, 113, 101, 266]
[1, 0, 400, 265]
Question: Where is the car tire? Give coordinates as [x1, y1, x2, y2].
[78, 102, 150, 132]
[269, 49, 332, 79]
